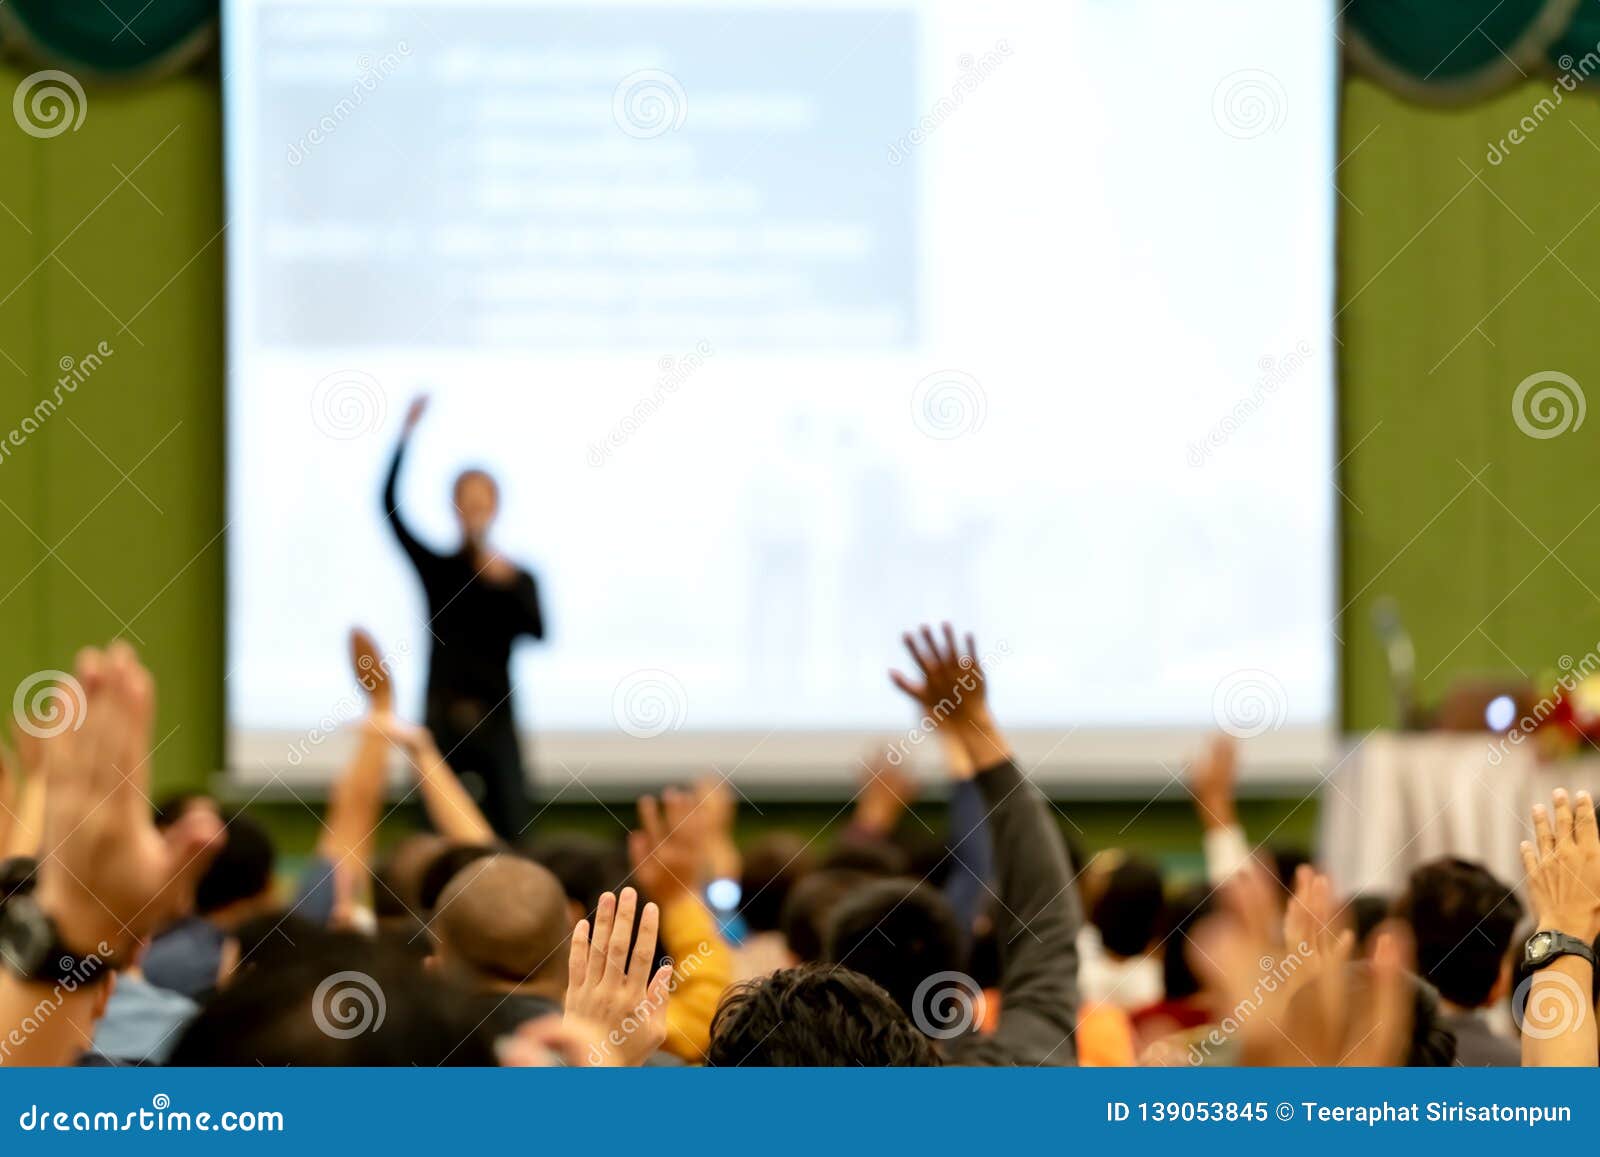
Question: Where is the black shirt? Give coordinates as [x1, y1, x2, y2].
[384, 440, 544, 710]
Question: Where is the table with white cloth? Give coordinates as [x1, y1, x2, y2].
[1319, 732, 1600, 897]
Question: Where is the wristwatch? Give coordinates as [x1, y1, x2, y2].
[0, 894, 109, 986]
[1524, 929, 1598, 971]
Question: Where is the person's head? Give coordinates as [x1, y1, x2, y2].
[170, 923, 496, 1066]
[824, 878, 964, 1024]
[1394, 857, 1523, 1010]
[453, 468, 499, 546]
[708, 963, 941, 1066]
[738, 832, 816, 935]
[1090, 855, 1165, 958]
[429, 854, 571, 996]
[819, 838, 908, 877]
[373, 834, 451, 921]
[194, 812, 276, 925]
[526, 832, 629, 927]
[781, 868, 870, 963]
[419, 842, 500, 911]
[1341, 892, 1393, 958]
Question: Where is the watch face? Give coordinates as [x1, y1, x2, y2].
[1528, 932, 1555, 961]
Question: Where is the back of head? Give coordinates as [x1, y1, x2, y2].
[373, 834, 451, 920]
[170, 924, 495, 1066]
[525, 832, 628, 914]
[419, 842, 499, 911]
[432, 854, 570, 989]
[824, 878, 964, 1022]
[781, 868, 870, 963]
[738, 832, 816, 934]
[1090, 855, 1165, 958]
[1395, 857, 1523, 1008]
[195, 812, 275, 915]
[708, 963, 941, 1067]
[819, 838, 908, 877]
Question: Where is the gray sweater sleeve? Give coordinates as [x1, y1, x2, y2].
[948, 756, 1082, 1066]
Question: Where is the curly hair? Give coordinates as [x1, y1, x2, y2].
[708, 963, 942, 1067]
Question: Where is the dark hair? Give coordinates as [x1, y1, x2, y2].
[1395, 858, 1523, 1008]
[154, 793, 215, 829]
[738, 833, 816, 933]
[708, 963, 941, 1067]
[194, 813, 275, 915]
[1342, 892, 1392, 952]
[525, 832, 629, 915]
[0, 856, 37, 905]
[781, 868, 870, 963]
[418, 843, 500, 911]
[170, 923, 495, 1066]
[1165, 884, 1216, 1000]
[1091, 856, 1165, 957]
[824, 878, 964, 1023]
[819, 837, 908, 877]
[1406, 974, 1459, 1066]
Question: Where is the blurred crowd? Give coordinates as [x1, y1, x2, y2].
[1, 626, 1595, 1069]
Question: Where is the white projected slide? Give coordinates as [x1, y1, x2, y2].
[224, 0, 1337, 789]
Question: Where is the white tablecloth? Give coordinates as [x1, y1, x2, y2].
[1319, 732, 1600, 897]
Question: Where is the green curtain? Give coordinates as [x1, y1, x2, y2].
[0, 0, 216, 82]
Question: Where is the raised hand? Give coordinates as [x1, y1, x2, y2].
[888, 623, 1010, 769]
[402, 393, 428, 434]
[564, 888, 673, 1066]
[1522, 789, 1600, 940]
[691, 773, 741, 881]
[854, 748, 919, 836]
[349, 626, 394, 715]
[889, 623, 988, 723]
[31, 644, 223, 957]
[629, 787, 709, 904]
[1187, 734, 1238, 831]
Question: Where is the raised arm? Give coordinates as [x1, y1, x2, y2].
[383, 395, 443, 571]
[629, 787, 733, 1062]
[1519, 789, 1600, 1067]
[302, 629, 402, 924]
[890, 624, 1081, 1065]
[1, 645, 221, 1066]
